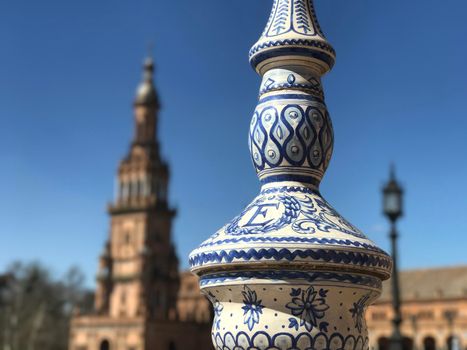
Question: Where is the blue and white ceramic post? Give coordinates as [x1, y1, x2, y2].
[190, 1, 392, 349]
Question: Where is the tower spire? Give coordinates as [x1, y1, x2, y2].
[134, 55, 159, 107]
[132, 55, 160, 146]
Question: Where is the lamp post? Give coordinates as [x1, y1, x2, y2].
[444, 310, 458, 350]
[383, 166, 404, 350]
[410, 314, 418, 350]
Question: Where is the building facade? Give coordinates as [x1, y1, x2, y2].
[69, 58, 211, 350]
[367, 266, 467, 350]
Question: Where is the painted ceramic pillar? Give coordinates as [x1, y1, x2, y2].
[190, 1, 392, 349]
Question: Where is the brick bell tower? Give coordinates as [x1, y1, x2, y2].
[70, 57, 182, 350]
[97, 56, 179, 322]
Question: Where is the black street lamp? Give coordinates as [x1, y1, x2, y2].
[383, 166, 404, 350]
[410, 314, 418, 350]
[444, 310, 458, 350]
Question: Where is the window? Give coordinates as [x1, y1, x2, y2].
[423, 337, 436, 350]
[378, 337, 389, 350]
[130, 180, 137, 198]
[124, 232, 131, 245]
[447, 336, 460, 350]
[372, 312, 387, 320]
[121, 181, 129, 199]
[402, 337, 413, 350]
[186, 283, 195, 292]
[100, 340, 110, 350]
[136, 180, 141, 197]
[119, 181, 124, 200]
[417, 310, 434, 319]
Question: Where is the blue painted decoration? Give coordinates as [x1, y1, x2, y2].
[285, 286, 329, 332]
[242, 286, 265, 331]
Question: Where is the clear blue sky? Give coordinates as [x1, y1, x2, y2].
[1, 0, 466, 287]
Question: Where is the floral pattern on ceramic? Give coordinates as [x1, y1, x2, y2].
[286, 286, 329, 332]
[242, 286, 265, 330]
[190, 0, 392, 349]
[349, 293, 372, 333]
[203, 277, 378, 350]
[224, 188, 363, 237]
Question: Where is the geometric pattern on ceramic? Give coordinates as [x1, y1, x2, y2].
[249, 94, 333, 185]
[199, 271, 383, 289]
[249, 0, 336, 75]
[197, 236, 385, 251]
[260, 68, 324, 97]
[205, 279, 377, 350]
[190, 247, 391, 278]
[214, 332, 368, 350]
[190, 1, 391, 349]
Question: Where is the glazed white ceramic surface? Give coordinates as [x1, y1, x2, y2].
[190, 1, 392, 349]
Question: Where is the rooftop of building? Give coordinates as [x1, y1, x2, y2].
[378, 265, 467, 303]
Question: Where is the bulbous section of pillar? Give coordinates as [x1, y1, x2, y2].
[249, 72, 333, 186]
[190, 1, 392, 349]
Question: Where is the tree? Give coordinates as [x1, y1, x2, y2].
[0, 261, 92, 350]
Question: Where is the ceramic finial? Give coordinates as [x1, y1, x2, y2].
[190, 1, 391, 349]
[250, 0, 335, 76]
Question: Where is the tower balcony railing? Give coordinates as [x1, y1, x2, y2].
[108, 195, 169, 214]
